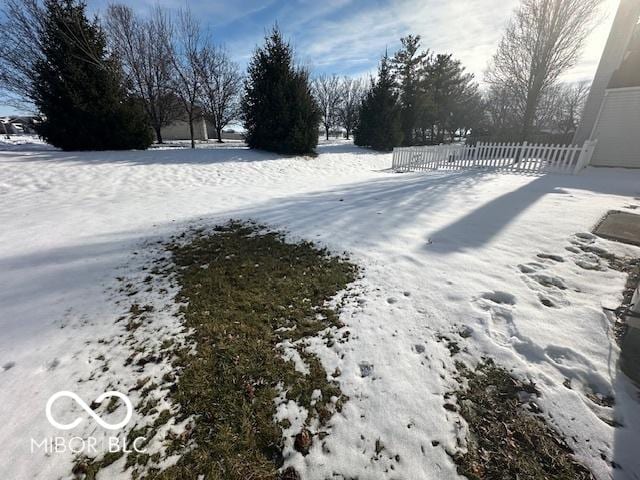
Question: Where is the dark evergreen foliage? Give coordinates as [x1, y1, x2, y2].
[391, 35, 429, 146]
[354, 55, 402, 151]
[241, 26, 320, 155]
[426, 54, 480, 144]
[34, 0, 152, 151]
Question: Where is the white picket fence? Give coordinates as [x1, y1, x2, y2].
[392, 140, 597, 175]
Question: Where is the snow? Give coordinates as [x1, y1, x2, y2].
[1, 139, 640, 479]
[0, 134, 56, 151]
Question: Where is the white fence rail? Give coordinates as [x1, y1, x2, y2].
[392, 140, 597, 175]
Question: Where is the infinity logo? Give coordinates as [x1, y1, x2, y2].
[45, 391, 133, 431]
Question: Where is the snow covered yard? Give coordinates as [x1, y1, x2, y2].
[1, 141, 640, 479]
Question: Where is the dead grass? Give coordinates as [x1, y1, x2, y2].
[137, 221, 357, 479]
[451, 360, 594, 480]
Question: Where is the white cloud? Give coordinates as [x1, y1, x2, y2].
[294, 0, 620, 84]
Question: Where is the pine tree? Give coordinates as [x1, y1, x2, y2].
[354, 54, 402, 151]
[391, 35, 429, 146]
[34, 0, 152, 151]
[425, 54, 477, 144]
[241, 26, 320, 155]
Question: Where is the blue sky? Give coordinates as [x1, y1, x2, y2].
[1, 0, 619, 116]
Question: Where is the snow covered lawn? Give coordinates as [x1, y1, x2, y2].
[1, 141, 640, 479]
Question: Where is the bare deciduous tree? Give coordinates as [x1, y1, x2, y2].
[313, 74, 341, 140]
[484, 85, 523, 140]
[167, 8, 204, 149]
[551, 81, 590, 136]
[105, 4, 180, 144]
[197, 44, 242, 143]
[486, 0, 602, 141]
[336, 77, 364, 140]
[0, 0, 45, 108]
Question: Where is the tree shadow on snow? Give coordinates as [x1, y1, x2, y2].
[426, 169, 640, 254]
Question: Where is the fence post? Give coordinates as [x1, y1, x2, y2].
[515, 141, 527, 171]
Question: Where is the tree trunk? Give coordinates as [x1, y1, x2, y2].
[189, 117, 195, 149]
[325, 126, 329, 140]
[520, 86, 541, 142]
[345, 127, 350, 140]
[154, 126, 163, 144]
[217, 127, 223, 143]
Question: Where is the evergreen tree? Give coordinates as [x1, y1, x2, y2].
[391, 35, 429, 146]
[424, 54, 477, 144]
[34, 0, 152, 151]
[241, 27, 320, 155]
[354, 54, 402, 151]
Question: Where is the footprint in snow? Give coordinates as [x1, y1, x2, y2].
[387, 297, 398, 305]
[531, 273, 567, 290]
[518, 262, 545, 274]
[574, 232, 596, 243]
[573, 253, 603, 271]
[47, 358, 60, 371]
[359, 362, 374, 378]
[471, 290, 519, 347]
[536, 253, 565, 263]
[479, 291, 517, 305]
[517, 261, 570, 308]
[538, 295, 560, 308]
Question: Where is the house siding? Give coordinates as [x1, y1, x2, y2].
[589, 87, 640, 168]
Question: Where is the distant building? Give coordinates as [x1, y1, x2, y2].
[160, 110, 243, 142]
[574, 0, 640, 168]
[161, 113, 209, 142]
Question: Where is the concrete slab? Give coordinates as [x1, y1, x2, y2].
[594, 211, 640, 246]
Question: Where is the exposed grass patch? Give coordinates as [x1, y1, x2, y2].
[138, 221, 357, 479]
[451, 360, 593, 480]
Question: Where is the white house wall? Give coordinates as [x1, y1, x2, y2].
[574, 0, 640, 145]
[590, 87, 640, 168]
[161, 118, 208, 141]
